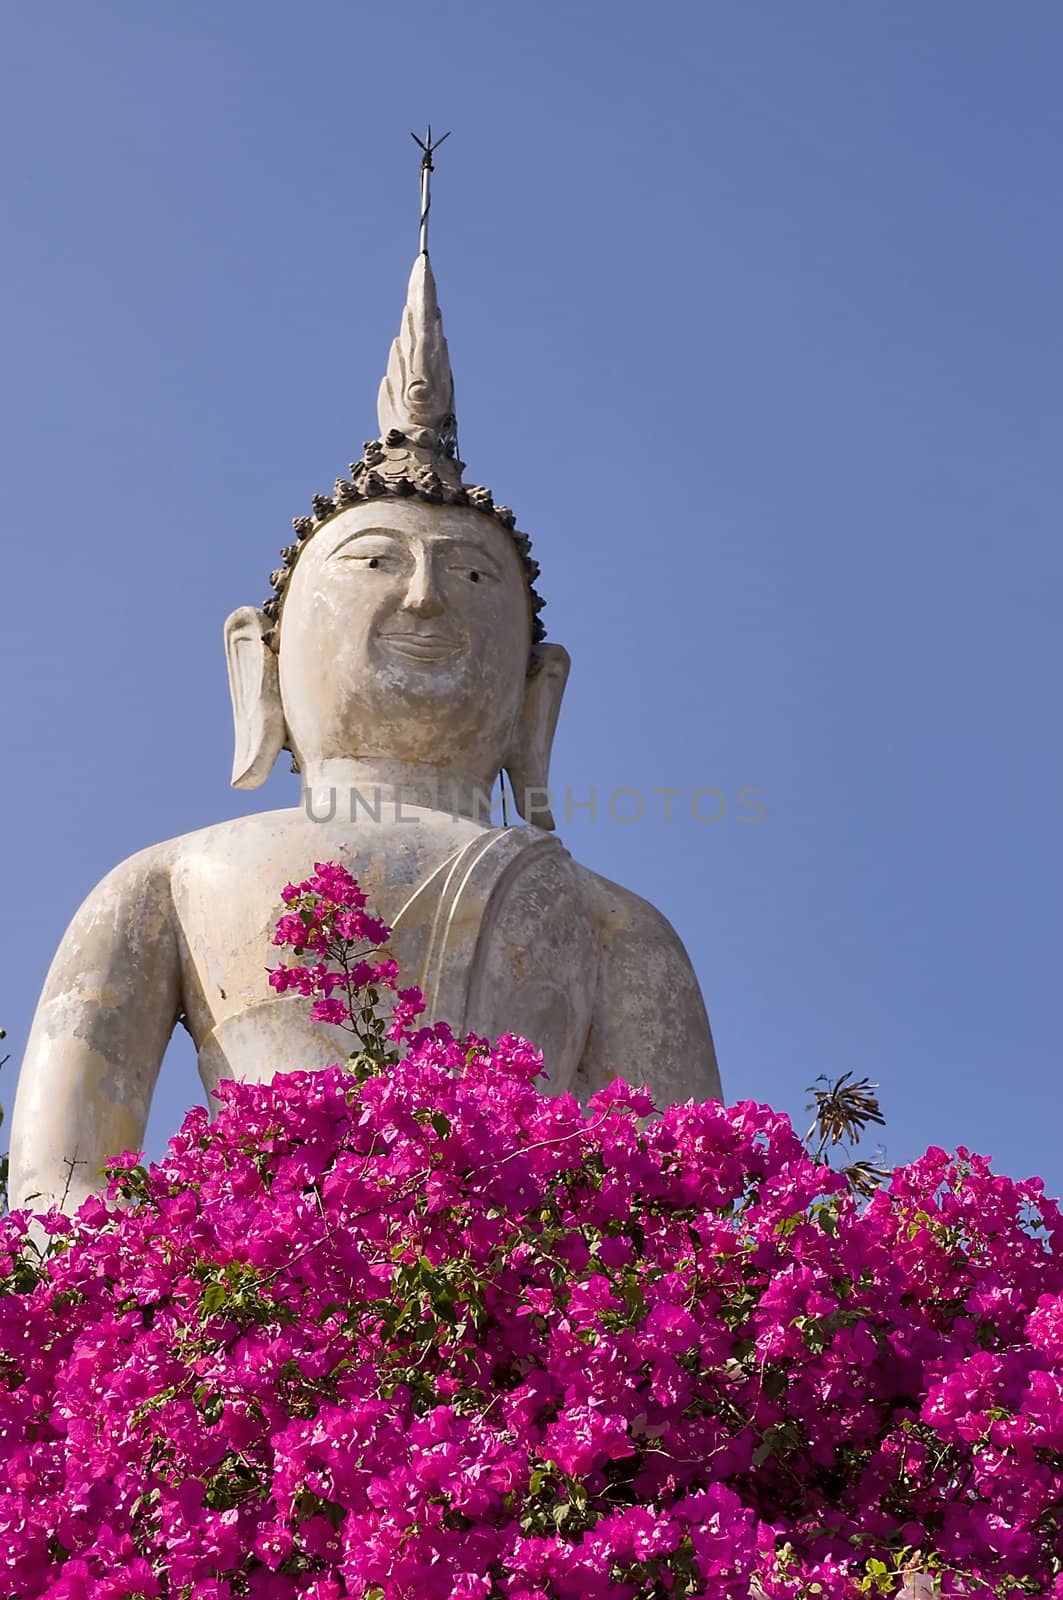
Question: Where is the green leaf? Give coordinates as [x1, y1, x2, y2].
[201, 1282, 228, 1315]
[196, 1389, 224, 1424]
[763, 1368, 788, 1400]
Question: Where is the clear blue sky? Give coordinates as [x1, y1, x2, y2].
[2, 2, 1060, 1195]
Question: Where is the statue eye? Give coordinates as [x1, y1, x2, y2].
[334, 538, 404, 569]
[447, 554, 498, 584]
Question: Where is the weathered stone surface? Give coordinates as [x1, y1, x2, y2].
[10, 255, 721, 1215]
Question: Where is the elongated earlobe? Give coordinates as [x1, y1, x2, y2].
[224, 606, 287, 789]
[505, 643, 570, 830]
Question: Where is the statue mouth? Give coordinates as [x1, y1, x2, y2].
[377, 630, 465, 662]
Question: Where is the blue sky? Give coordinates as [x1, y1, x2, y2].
[2, 2, 1060, 1196]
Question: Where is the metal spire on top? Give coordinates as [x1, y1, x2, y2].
[411, 126, 450, 256]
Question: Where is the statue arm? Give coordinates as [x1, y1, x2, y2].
[9, 846, 181, 1213]
[577, 876, 723, 1109]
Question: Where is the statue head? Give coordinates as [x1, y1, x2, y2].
[224, 253, 568, 827]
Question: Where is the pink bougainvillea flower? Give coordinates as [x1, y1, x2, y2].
[0, 864, 1059, 1599]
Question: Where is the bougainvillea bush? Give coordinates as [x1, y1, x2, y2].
[1, 867, 1062, 1599]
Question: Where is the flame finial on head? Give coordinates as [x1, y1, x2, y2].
[378, 130, 458, 459]
[261, 131, 546, 651]
[377, 252, 458, 464]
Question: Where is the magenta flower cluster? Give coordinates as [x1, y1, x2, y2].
[267, 864, 423, 1045]
[0, 868, 1061, 1599]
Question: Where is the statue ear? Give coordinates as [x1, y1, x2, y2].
[224, 606, 287, 790]
[505, 643, 570, 830]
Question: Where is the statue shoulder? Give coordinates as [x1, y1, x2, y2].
[47, 838, 185, 958]
[78, 836, 177, 905]
[131, 808, 307, 879]
[572, 864, 692, 954]
[71, 809, 289, 918]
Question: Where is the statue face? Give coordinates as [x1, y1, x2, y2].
[277, 499, 533, 775]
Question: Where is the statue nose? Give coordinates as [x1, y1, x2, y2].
[403, 557, 445, 619]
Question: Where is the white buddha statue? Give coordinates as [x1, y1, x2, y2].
[10, 227, 720, 1214]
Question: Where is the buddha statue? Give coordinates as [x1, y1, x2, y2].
[9, 197, 721, 1214]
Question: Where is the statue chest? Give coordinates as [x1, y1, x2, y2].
[170, 813, 600, 1102]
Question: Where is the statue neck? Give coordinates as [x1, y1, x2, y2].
[299, 758, 499, 825]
